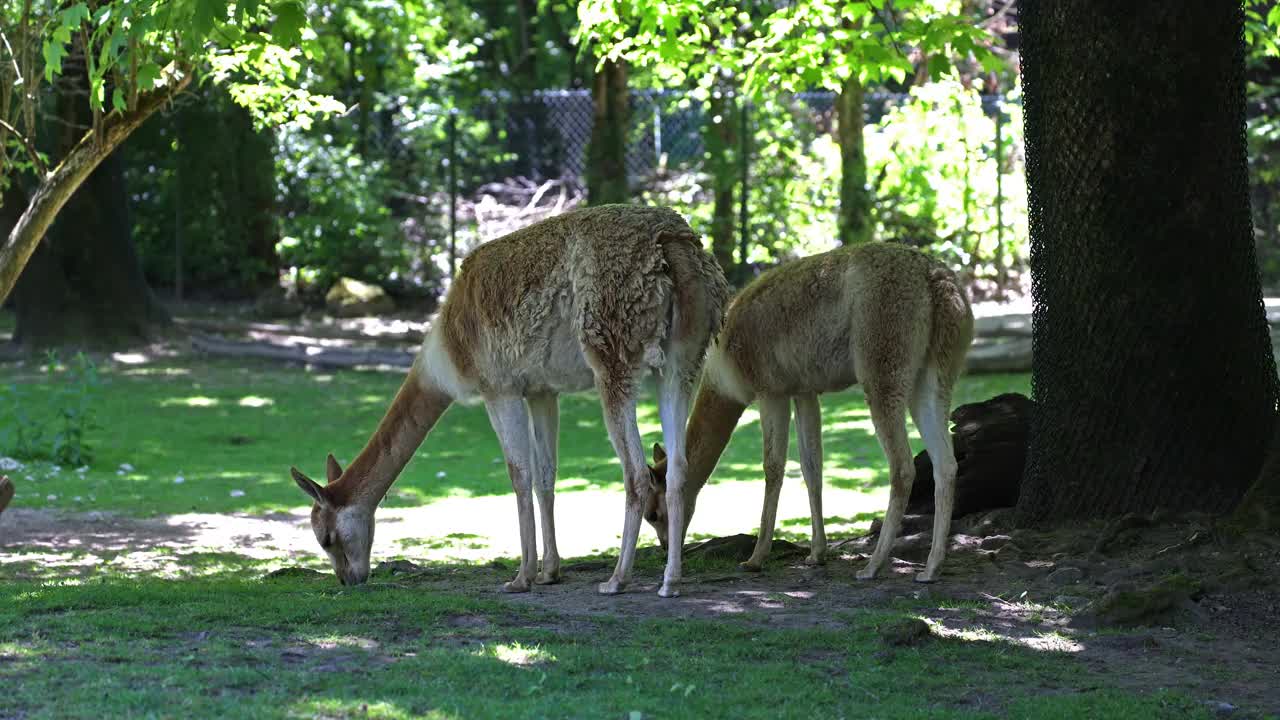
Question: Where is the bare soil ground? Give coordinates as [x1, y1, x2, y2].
[4, 506, 1278, 717]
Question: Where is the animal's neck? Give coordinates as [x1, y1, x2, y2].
[682, 383, 749, 500]
[333, 368, 452, 507]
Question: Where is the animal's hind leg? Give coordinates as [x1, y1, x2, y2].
[596, 385, 650, 596]
[911, 366, 956, 583]
[526, 394, 562, 585]
[742, 394, 790, 572]
[485, 396, 537, 593]
[655, 366, 693, 598]
[857, 387, 915, 581]
[793, 393, 826, 566]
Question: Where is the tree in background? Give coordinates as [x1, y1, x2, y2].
[0, 0, 341, 347]
[1015, 2, 1278, 523]
[578, 0, 998, 269]
[585, 58, 629, 204]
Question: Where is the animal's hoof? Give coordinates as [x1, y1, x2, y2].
[855, 567, 878, 581]
[502, 579, 532, 593]
[804, 554, 826, 567]
[914, 571, 939, 584]
[658, 584, 680, 599]
[534, 570, 561, 585]
[597, 579, 626, 595]
[738, 561, 763, 573]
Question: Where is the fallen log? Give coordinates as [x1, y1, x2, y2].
[907, 392, 1031, 517]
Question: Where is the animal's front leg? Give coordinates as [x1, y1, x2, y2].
[526, 394, 562, 585]
[485, 397, 537, 593]
[742, 394, 791, 572]
[597, 392, 648, 596]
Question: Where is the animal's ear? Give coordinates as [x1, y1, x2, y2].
[325, 453, 343, 484]
[291, 467, 329, 507]
[652, 442, 667, 464]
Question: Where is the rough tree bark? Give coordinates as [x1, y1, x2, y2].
[585, 59, 629, 205]
[12, 149, 168, 348]
[0, 65, 190, 306]
[1014, 3, 1278, 524]
[836, 73, 872, 246]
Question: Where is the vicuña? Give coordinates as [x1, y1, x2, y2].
[290, 205, 729, 598]
[646, 242, 973, 582]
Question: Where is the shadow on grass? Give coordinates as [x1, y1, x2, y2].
[0, 565, 1207, 720]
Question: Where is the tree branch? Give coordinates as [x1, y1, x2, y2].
[0, 117, 47, 176]
[0, 63, 191, 304]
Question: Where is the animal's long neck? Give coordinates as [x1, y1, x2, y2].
[682, 382, 749, 504]
[333, 368, 452, 508]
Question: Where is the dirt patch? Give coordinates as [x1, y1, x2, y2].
[3, 506, 1279, 715]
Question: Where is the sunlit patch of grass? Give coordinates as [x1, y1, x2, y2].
[4, 354, 1029, 516]
[483, 641, 556, 667]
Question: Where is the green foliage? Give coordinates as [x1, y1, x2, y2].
[577, 0, 996, 96]
[865, 78, 1027, 274]
[275, 132, 405, 289]
[0, 352, 99, 466]
[127, 84, 279, 296]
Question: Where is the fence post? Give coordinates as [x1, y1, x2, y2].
[995, 102, 1004, 260]
[737, 98, 750, 278]
[174, 115, 183, 303]
[447, 110, 458, 279]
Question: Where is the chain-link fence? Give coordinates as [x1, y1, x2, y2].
[422, 87, 1030, 296]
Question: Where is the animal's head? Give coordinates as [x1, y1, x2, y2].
[291, 454, 375, 585]
[644, 443, 669, 549]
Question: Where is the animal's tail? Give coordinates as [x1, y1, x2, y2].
[925, 263, 975, 388]
[657, 232, 731, 365]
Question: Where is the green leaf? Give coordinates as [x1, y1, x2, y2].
[136, 62, 162, 89]
[42, 40, 68, 81]
[193, 0, 226, 38]
[111, 87, 127, 112]
[271, 1, 307, 47]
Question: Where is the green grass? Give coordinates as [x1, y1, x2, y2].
[0, 569, 1210, 720]
[3, 355, 1028, 516]
[0, 355, 1223, 718]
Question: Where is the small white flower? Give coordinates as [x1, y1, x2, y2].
[76, 466, 89, 474]
[173, 476, 185, 484]
[119, 463, 134, 472]
[117, 470, 125, 476]
[51, 466, 61, 473]
[73, 496, 83, 502]
[229, 489, 245, 498]
[436, 471, 447, 478]
[46, 494, 56, 501]
[0, 457, 22, 471]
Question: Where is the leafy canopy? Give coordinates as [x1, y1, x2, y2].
[575, 0, 999, 94]
[16, 0, 342, 132]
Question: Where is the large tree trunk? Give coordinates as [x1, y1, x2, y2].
[836, 73, 872, 246]
[1236, 422, 1280, 532]
[12, 148, 167, 349]
[1014, 2, 1278, 524]
[585, 59, 629, 205]
[705, 88, 738, 274]
[0, 65, 190, 305]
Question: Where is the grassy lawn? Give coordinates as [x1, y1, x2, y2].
[2, 354, 1028, 517]
[1, 355, 1228, 718]
[0, 562, 1211, 719]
